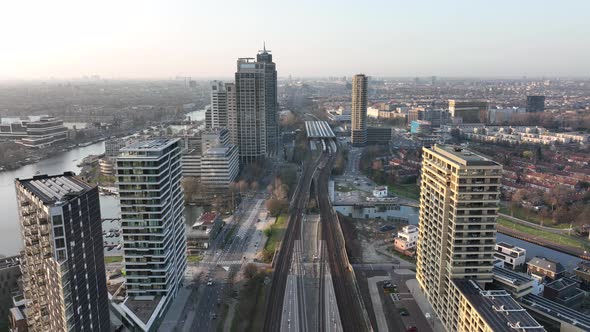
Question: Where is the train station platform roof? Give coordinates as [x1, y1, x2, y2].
[305, 121, 335, 138]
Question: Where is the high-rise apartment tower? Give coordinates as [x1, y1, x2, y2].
[416, 145, 502, 331]
[15, 173, 110, 332]
[116, 138, 186, 331]
[207, 81, 229, 129]
[526, 95, 545, 113]
[351, 74, 368, 146]
[235, 45, 278, 163]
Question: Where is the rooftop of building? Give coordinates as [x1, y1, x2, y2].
[9, 307, 25, 321]
[0, 255, 20, 270]
[453, 279, 544, 332]
[545, 277, 580, 291]
[521, 293, 590, 330]
[204, 146, 234, 155]
[198, 212, 219, 225]
[429, 144, 500, 167]
[527, 257, 565, 274]
[448, 99, 489, 105]
[123, 295, 164, 328]
[497, 242, 525, 253]
[575, 261, 590, 273]
[493, 265, 535, 287]
[497, 242, 515, 249]
[401, 224, 418, 232]
[1, 115, 60, 125]
[305, 121, 336, 138]
[16, 172, 93, 204]
[121, 138, 180, 152]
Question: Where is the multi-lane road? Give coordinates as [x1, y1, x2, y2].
[175, 195, 269, 332]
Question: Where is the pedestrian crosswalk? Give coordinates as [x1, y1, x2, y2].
[197, 259, 242, 266]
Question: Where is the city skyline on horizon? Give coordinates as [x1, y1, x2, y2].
[1, 0, 589, 79]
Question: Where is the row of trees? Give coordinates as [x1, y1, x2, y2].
[505, 112, 590, 131]
[509, 185, 590, 226]
[265, 163, 298, 217]
[0, 141, 27, 169]
[332, 146, 348, 175]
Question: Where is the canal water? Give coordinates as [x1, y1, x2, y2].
[496, 233, 586, 272]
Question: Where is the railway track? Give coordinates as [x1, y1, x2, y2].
[265, 137, 370, 332]
[263, 150, 326, 331]
[317, 139, 373, 332]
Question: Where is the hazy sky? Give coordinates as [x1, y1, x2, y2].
[1, 0, 589, 79]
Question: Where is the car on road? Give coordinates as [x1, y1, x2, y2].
[406, 327, 417, 332]
[207, 279, 214, 286]
[399, 308, 409, 316]
[379, 225, 396, 232]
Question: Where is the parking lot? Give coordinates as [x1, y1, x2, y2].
[102, 218, 122, 257]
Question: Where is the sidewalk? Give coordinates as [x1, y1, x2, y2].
[405, 279, 444, 332]
[499, 212, 571, 234]
[158, 285, 194, 332]
[367, 276, 390, 332]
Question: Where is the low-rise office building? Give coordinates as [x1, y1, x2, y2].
[199, 145, 240, 189]
[182, 151, 201, 178]
[521, 293, 590, 332]
[574, 261, 590, 290]
[105, 138, 130, 157]
[366, 127, 392, 145]
[492, 265, 542, 298]
[543, 277, 585, 309]
[98, 158, 115, 176]
[410, 120, 431, 134]
[0, 116, 68, 148]
[448, 100, 489, 124]
[181, 128, 239, 190]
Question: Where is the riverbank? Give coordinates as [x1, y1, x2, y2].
[497, 221, 590, 261]
[0, 138, 108, 172]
